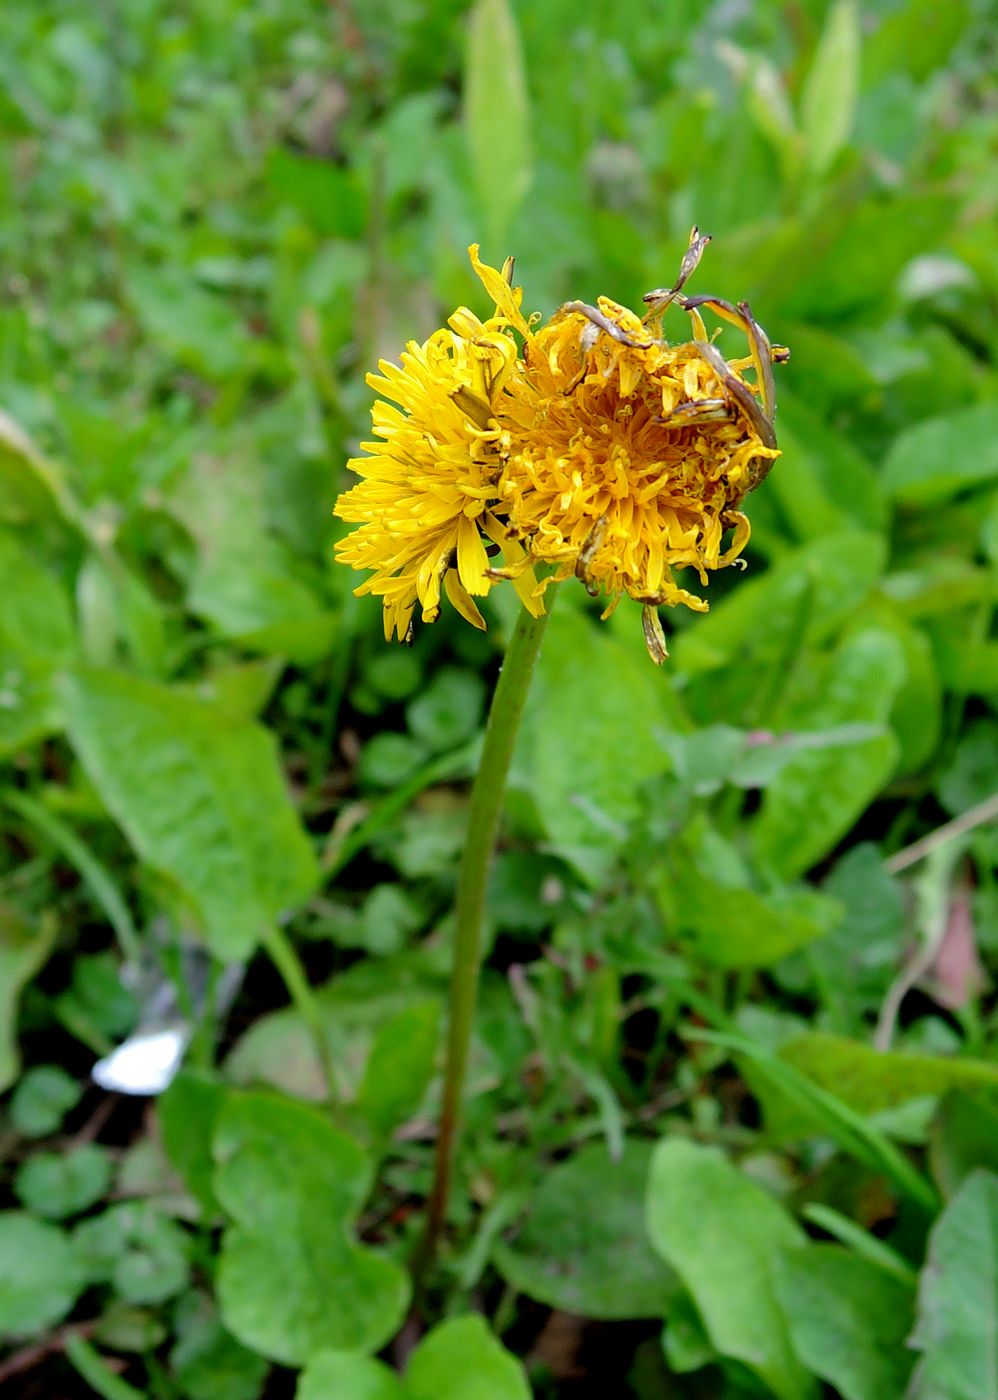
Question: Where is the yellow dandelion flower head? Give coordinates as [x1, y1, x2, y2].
[333, 230, 787, 661]
[494, 229, 786, 661]
[333, 292, 541, 642]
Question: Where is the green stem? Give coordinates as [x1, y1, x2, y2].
[418, 604, 551, 1277]
[262, 924, 340, 1108]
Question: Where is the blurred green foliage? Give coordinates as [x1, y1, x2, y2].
[1, 0, 998, 1394]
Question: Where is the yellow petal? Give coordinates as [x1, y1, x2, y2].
[444, 570, 487, 630]
[468, 244, 531, 338]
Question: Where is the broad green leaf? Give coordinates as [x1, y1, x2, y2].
[862, 0, 970, 86]
[407, 668, 485, 753]
[297, 1352, 403, 1400]
[662, 847, 844, 969]
[773, 391, 887, 535]
[76, 551, 169, 678]
[168, 1298, 269, 1400]
[266, 148, 367, 239]
[753, 629, 905, 878]
[187, 549, 328, 646]
[0, 905, 57, 1093]
[801, 0, 859, 176]
[10, 1063, 81, 1137]
[646, 1139, 815, 1400]
[167, 439, 328, 657]
[493, 1139, 675, 1319]
[406, 1316, 531, 1400]
[299, 1318, 530, 1400]
[214, 1093, 409, 1365]
[875, 611, 942, 774]
[700, 1028, 937, 1210]
[464, 0, 533, 250]
[0, 410, 85, 529]
[774, 1245, 915, 1400]
[908, 1171, 998, 1400]
[930, 1091, 998, 1200]
[0, 528, 76, 753]
[0, 1212, 84, 1336]
[4, 788, 141, 965]
[675, 530, 887, 681]
[182, 657, 286, 723]
[883, 402, 998, 505]
[158, 1071, 229, 1216]
[73, 1203, 191, 1305]
[662, 1289, 715, 1375]
[226, 954, 442, 1101]
[14, 1145, 111, 1220]
[62, 669, 318, 960]
[515, 604, 682, 881]
[127, 266, 249, 380]
[357, 1001, 440, 1142]
[937, 719, 998, 816]
[767, 1034, 998, 1140]
[811, 844, 905, 1029]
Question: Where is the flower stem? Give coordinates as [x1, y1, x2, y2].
[419, 604, 551, 1276]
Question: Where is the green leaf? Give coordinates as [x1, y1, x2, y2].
[4, 789, 141, 965]
[464, 0, 533, 250]
[774, 1245, 915, 1400]
[753, 629, 905, 878]
[406, 668, 485, 753]
[774, 1033, 998, 1126]
[862, 0, 970, 86]
[930, 1091, 998, 1200]
[493, 1139, 675, 1319]
[169, 1297, 269, 1400]
[801, 0, 859, 176]
[768, 393, 887, 535]
[645, 1139, 815, 1400]
[883, 402, 998, 506]
[938, 719, 998, 816]
[0, 1212, 84, 1336]
[73, 1203, 191, 1305]
[214, 1093, 409, 1365]
[908, 1171, 998, 1400]
[158, 1070, 228, 1216]
[0, 905, 57, 1093]
[226, 955, 442, 1101]
[515, 604, 681, 880]
[127, 266, 249, 380]
[697, 1028, 937, 1210]
[10, 1063, 82, 1137]
[166, 438, 328, 658]
[675, 530, 887, 683]
[0, 528, 76, 753]
[811, 844, 905, 1028]
[357, 1001, 440, 1142]
[877, 612, 942, 775]
[772, 195, 954, 322]
[0, 410, 85, 530]
[297, 1352, 404, 1400]
[406, 1316, 531, 1400]
[14, 1144, 112, 1220]
[298, 1319, 531, 1400]
[663, 844, 844, 969]
[62, 668, 318, 961]
[77, 551, 170, 678]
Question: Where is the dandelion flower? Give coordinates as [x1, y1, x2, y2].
[335, 232, 786, 661]
[489, 230, 786, 662]
[333, 297, 541, 643]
